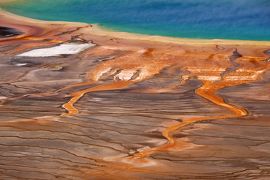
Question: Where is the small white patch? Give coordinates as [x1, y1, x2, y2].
[15, 63, 28, 67]
[136, 146, 151, 152]
[0, 96, 7, 100]
[197, 75, 221, 81]
[101, 46, 134, 51]
[114, 69, 137, 81]
[17, 43, 95, 57]
[137, 49, 148, 54]
[135, 69, 149, 81]
[225, 76, 255, 81]
[101, 46, 120, 50]
[182, 75, 190, 81]
[120, 156, 158, 167]
[146, 139, 167, 146]
[94, 67, 112, 81]
[187, 68, 226, 72]
[91, 98, 103, 102]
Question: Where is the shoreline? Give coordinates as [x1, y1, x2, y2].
[1, 9, 270, 46]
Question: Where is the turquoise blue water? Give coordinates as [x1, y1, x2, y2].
[1, 0, 270, 41]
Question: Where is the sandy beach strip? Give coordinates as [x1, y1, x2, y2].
[0, 9, 270, 47]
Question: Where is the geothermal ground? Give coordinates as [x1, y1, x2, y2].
[0, 12, 270, 180]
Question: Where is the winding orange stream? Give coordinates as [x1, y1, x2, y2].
[62, 81, 133, 116]
[60, 48, 269, 164]
[131, 79, 249, 159]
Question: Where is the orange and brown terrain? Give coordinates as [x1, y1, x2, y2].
[0, 11, 270, 180]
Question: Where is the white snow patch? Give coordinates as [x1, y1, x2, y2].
[17, 43, 95, 57]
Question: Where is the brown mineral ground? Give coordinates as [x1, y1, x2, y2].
[0, 10, 270, 180]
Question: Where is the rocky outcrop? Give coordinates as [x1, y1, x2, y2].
[0, 26, 21, 38]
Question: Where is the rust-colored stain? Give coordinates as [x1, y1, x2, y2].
[1, 13, 270, 179]
[61, 46, 268, 162]
[63, 81, 133, 116]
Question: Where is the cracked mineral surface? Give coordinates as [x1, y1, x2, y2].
[0, 10, 270, 180]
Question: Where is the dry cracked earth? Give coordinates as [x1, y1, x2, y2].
[0, 17, 270, 180]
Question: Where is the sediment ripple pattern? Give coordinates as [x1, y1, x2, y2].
[0, 14, 270, 179]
